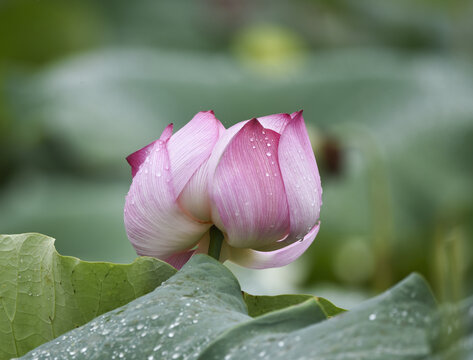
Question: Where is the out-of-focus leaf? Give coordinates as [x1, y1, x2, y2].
[0, 176, 135, 262]
[243, 292, 345, 317]
[4, 48, 473, 287]
[0, 233, 175, 359]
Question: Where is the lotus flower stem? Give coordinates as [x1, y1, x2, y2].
[208, 226, 224, 261]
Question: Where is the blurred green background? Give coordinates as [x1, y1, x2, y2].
[1, 0, 472, 308]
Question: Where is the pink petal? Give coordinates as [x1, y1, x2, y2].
[126, 124, 174, 177]
[167, 110, 223, 197]
[224, 222, 320, 269]
[210, 119, 290, 249]
[124, 137, 211, 260]
[277, 110, 322, 245]
[257, 113, 291, 134]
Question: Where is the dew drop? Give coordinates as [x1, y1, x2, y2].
[249, 137, 254, 142]
[151, 314, 159, 320]
[369, 313, 377, 321]
[267, 143, 271, 147]
[156, 172, 162, 177]
[266, 152, 272, 157]
[172, 354, 180, 359]
[252, 145, 256, 149]
[168, 332, 175, 338]
[265, 172, 270, 177]
[278, 341, 285, 347]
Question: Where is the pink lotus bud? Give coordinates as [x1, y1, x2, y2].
[124, 111, 322, 269]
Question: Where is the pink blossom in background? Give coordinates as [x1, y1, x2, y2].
[124, 110, 322, 269]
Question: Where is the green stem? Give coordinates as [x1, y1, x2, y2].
[208, 225, 224, 261]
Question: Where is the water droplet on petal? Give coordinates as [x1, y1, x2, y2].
[266, 152, 271, 157]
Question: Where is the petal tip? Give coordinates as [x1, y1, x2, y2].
[160, 123, 174, 141]
[291, 110, 304, 119]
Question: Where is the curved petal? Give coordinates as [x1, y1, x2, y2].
[278, 110, 322, 244]
[126, 124, 174, 177]
[178, 160, 212, 221]
[168, 110, 224, 197]
[257, 113, 291, 134]
[224, 222, 320, 269]
[210, 119, 290, 249]
[124, 137, 211, 260]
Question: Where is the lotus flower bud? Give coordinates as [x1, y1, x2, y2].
[124, 111, 322, 269]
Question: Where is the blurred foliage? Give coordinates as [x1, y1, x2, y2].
[0, 0, 472, 301]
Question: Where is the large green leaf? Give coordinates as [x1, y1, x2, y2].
[199, 273, 438, 360]
[17, 253, 473, 360]
[0, 233, 176, 359]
